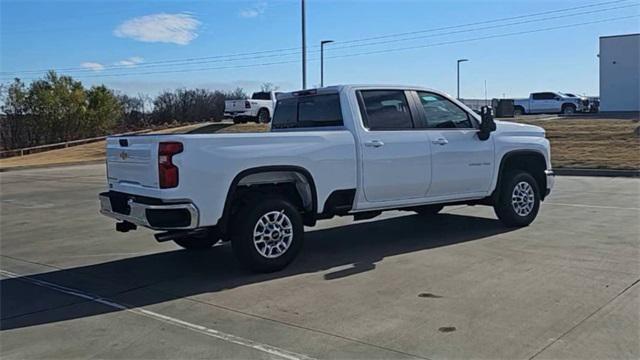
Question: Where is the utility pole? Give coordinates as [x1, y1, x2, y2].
[301, 0, 307, 89]
[320, 40, 334, 87]
[484, 80, 488, 106]
[456, 58, 468, 100]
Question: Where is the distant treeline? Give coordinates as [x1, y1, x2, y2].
[0, 71, 249, 151]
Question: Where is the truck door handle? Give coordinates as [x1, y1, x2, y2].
[432, 138, 449, 145]
[365, 140, 385, 148]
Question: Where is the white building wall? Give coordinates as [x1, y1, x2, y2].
[599, 34, 640, 112]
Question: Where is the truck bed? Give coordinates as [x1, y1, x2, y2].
[106, 131, 357, 227]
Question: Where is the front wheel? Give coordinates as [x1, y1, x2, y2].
[494, 171, 540, 227]
[562, 105, 576, 115]
[231, 196, 304, 272]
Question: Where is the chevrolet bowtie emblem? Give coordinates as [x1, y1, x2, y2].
[119, 151, 129, 160]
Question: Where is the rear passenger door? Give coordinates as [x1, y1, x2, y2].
[357, 90, 432, 202]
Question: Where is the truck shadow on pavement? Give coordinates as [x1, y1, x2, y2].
[1, 213, 514, 331]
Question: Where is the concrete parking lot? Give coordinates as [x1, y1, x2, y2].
[1, 164, 638, 359]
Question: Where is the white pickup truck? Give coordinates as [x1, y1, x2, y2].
[224, 91, 278, 124]
[513, 92, 586, 115]
[100, 85, 554, 272]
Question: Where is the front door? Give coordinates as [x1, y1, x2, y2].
[358, 90, 431, 202]
[414, 91, 494, 198]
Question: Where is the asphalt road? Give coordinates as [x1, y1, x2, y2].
[1, 164, 638, 359]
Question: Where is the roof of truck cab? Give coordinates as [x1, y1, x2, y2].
[278, 84, 448, 97]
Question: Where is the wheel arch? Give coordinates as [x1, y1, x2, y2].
[219, 165, 318, 233]
[493, 150, 548, 201]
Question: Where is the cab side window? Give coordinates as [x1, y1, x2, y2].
[417, 92, 473, 129]
[532, 92, 556, 100]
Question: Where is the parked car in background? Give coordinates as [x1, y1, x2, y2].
[224, 91, 279, 124]
[562, 92, 599, 113]
[100, 85, 554, 272]
[513, 92, 586, 115]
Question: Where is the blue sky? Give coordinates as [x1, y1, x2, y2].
[1, 0, 638, 98]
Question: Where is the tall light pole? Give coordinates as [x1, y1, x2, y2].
[457, 58, 468, 100]
[320, 40, 334, 87]
[301, 0, 307, 89]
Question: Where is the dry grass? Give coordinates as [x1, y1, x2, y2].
[2, 118, 638, 171]
[215, 123, 269, 133]
[513, 117, 639, 170]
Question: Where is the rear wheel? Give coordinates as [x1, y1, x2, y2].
[231, 196, 304, 272]
[514, 107, 524, 116]
[494, 171, 540, 227]
[562, 104, 576, 115]
[257, 108, 271, 124]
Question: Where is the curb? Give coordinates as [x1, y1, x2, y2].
[553, 168, 640, 177]
[0, 160, 104, 173]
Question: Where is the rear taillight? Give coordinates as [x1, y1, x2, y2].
[158, 142, 183, 189]
[245, 100, 251, 109]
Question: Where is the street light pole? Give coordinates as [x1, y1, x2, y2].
[301, 0, 307, 89]
[320, 40, 334, 87]
[457, 58, 469, 100]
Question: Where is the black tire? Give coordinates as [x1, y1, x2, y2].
[562, 104, 576, 115]
[232, 117, 242, 124]
[415, 204, 444, 215]
[514, 107, 525, 116]
[230, 196, 304, 273]
[257, 108, 271, 124]
[174, 235, 217, 250]
[494, 171, 540, 227]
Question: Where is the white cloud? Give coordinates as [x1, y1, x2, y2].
[113, 13, 201, 45]
[239, 2, 267, 18]
[114, 56, 144, 67]
[80, 62, 105, 71]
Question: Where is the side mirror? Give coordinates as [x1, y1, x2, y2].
[478, 106, 496, 141]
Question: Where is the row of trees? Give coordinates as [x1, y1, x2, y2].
[0, 71, 252, 151]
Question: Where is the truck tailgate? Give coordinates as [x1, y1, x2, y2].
[106, 136, 158, 188]
[225, 100, 246, 112]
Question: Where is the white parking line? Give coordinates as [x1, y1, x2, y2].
[546, 202, 640, 211]
[0, 270, 314, 360]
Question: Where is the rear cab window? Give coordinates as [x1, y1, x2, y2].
[357, 90, 414, 130]
[272, 93, 343, 130]
[251, 92, 271, 100]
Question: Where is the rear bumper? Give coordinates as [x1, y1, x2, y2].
[99, 191, 199, 230]
[224, 109, 258, 118]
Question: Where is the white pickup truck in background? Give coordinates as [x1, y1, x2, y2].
[513, 92, 586, 115]
[224, 91, 279, 124]
[100, 85, 554, 272]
